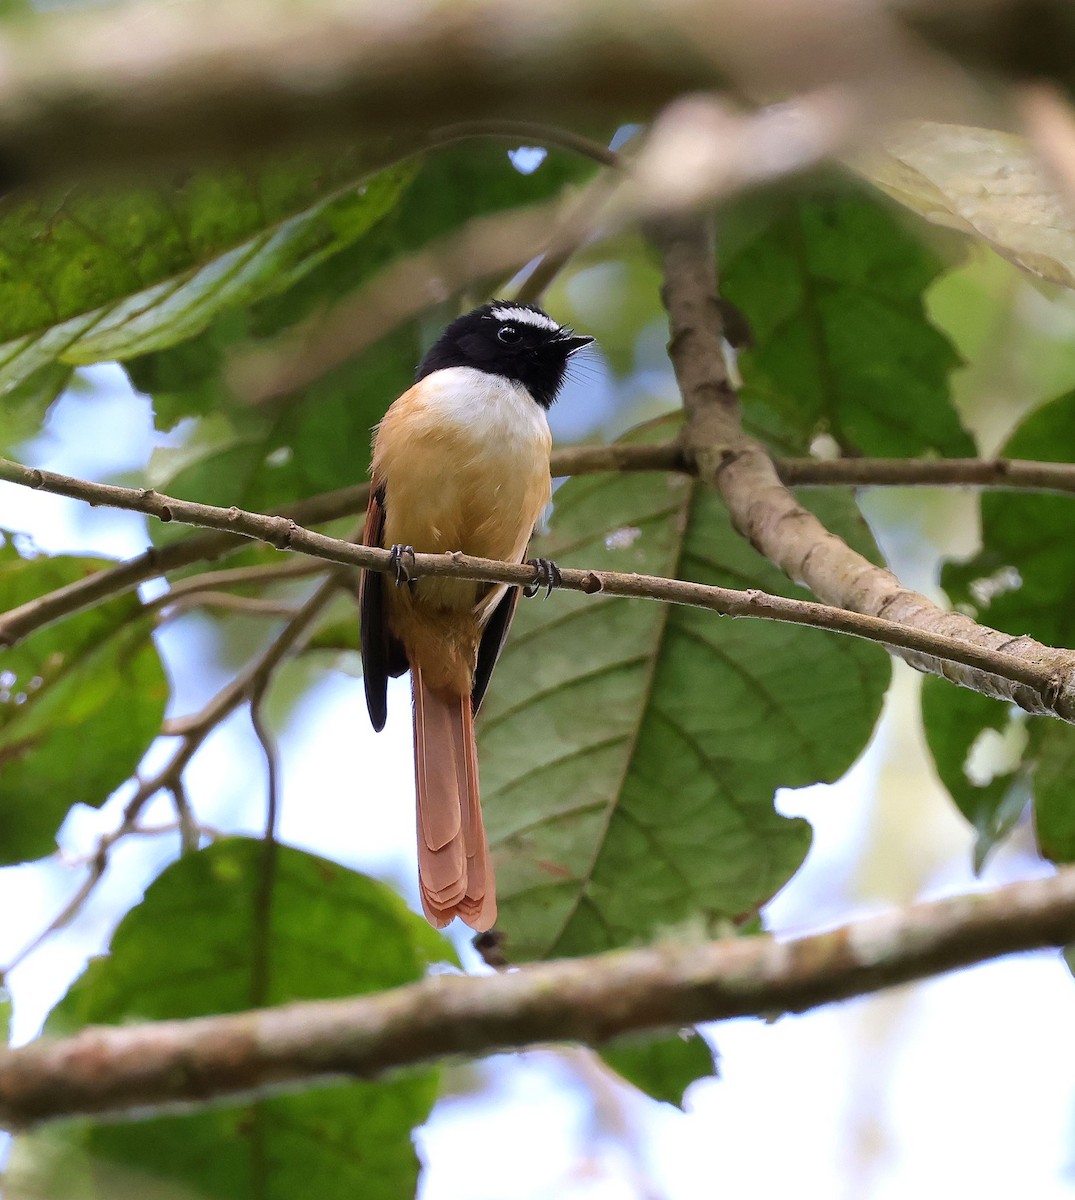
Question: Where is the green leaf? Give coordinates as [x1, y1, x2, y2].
[601, 1030, 714, 1108]
[7, 839, 448, 1200]
[1032, 723, 1075, 862]
[253, 140, 599, 340]
[921, 677, 1028, 870]
[0, 538, 167, 864]
[0, 152, 410, 397]
[0, 362, 72, 454]
[931, 390, 1075, 864]
[128, 141, 598, 434]
[141, 142, 599, 532]
[479, 421, 890, 960]
[721, 190, 972, 456]
[304, 617, 360, 655]
[942, 390, 1075, 648]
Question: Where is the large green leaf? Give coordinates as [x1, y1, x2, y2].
[6, 839, 447, 1200]
[129, 141, 600, 432]
[0, 152, 410, 397]
[720, 191, 972, 456]
[478, 423, 890, 961]
[931, 390, 1075, 864]
[0, 537, 167, 864]
[134, 141, 599, 556]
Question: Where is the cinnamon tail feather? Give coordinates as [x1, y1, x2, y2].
[412, 665, 496, 931]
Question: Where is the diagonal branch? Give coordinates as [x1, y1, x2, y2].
[2, 866, 1075, 1129]
[653, 212, 1075, 720]
[1, 453, 1073, 717]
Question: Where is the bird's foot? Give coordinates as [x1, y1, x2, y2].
[388, 544, 417, 590]
[524, 557, 562, 599]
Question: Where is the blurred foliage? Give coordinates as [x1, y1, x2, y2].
[858, 122, 1075, 291]
[0, 153, 411, 402]
[0, 96, 1073, 1197]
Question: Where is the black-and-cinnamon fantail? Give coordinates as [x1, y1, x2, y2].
[359, 302, 594, 931]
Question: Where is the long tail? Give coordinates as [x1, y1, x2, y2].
[412, 664, 496, 931]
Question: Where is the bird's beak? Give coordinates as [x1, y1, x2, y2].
[560, 334, 595, 355]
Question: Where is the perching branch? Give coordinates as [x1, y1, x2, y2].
[3, 866, 1075, 1129]
[8, 442, 1075, 651]
[654, 213, 1075, 720]
[1, 453, 1074, 717]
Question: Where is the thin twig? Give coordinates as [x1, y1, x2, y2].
[429, 120, 621, 168]
[513, 174, 622, 304]
[778, 454, 1075, 493]
[161, 575, 343, 739]
[2, 574, 343, 978]
[3, 866, 1075, 1128]
[0, 481, 370, 649]
[153, 559, 329, 603]
[155, 592, 303, 620]
[170, 779, 201, 856]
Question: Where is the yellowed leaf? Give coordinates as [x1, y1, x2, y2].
[855, 122, 1075, 288]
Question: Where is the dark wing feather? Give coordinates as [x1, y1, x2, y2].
[359, 482, 406, 732]
[472, 584, 521, 714]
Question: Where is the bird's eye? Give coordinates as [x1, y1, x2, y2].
[497, 325, 522, 344]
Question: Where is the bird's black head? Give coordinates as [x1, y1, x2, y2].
[416, 301, 594, 409]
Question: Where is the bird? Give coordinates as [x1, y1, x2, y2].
[359, 301, 594, 931]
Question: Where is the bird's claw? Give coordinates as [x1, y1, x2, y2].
[388, 544, 417, 590]
[524, 557, 562, 599]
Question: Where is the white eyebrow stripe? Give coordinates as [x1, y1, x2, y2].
[489, 305, 560, 332]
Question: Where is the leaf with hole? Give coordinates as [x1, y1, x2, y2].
[478, 420, 890, 960]
[921, 677, 1029, 871]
